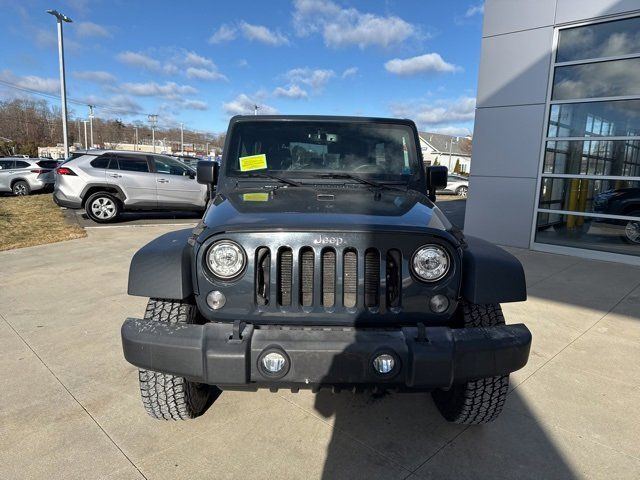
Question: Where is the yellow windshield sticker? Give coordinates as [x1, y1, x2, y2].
[239, 154, 267, 172]
[242, 192, 269, 202]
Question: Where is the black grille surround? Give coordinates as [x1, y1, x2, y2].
[195, 231, 462, 326]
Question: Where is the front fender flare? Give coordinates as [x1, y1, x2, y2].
[461, 235, 527, 304]
[128, 228, 194, 300]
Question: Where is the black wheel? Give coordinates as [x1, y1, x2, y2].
[623, 211, 640, 244]
[85, 192, 121, 223]
[138, 299, 218, 420]
[455, 186, 468, 198]
[12, 180, 30, 196]
[432, 302, 509, 424]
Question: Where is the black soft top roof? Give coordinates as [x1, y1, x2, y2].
[228, 115, 417, 127]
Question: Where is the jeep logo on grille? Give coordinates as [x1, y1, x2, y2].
[313, 235, 345, 246]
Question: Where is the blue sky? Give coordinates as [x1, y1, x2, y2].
[0, 0, 484, 135]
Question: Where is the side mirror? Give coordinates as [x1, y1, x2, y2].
[197, 160, 219, 185]
[425, 165, 448, 202]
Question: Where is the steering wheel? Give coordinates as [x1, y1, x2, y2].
[353, 164, 383, 173]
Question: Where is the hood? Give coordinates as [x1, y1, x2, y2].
[201, 186, 452, 234]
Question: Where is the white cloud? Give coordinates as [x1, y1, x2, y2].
[116, 51, 161, 71]
[183, 51, 214, 68]
[0, 69, 59, 94]
[389, 96, 476, 127]
[80, 94, 143, 116]
[209, 24, 237, 44]
[293, 0, 416, 49]
[239, 21, 289, 46]
[285, 68, 335, 90]
[384, 53, 461, 76]
[76, 21, 110, 38]
[341, 67, 358, 79]
[120, 81, 198, 99]
[181, 99, 209, 110]
[72, 70, 116, 84]
[465, 4, 484, 18]
[273, 84, 308, 99]
[236, 59, 249, 68]
[186, 67, 227, 81]
[428, 125, 473, 136]
[222, 93, 277, 116]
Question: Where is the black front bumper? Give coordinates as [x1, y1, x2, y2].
[121, 319, 531, 389]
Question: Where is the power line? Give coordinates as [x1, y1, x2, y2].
[0, 79, 149, 117]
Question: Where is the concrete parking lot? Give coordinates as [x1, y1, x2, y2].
[1, 224, 639, 479]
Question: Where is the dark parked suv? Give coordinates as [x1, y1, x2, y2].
[121, 116, 531, 424]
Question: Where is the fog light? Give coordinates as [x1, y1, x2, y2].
[373, 354, 395, 374]
[206, 290, 226, 310]
[261, 352, 286, 373]
[429, 294, 449, 313]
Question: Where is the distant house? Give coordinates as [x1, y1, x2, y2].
[418, 132, 472, 174]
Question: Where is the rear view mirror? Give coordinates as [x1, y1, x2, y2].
[197, 160, 219, 185]
[425, 165, 448, 202]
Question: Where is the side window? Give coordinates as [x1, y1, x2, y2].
[15, 161, 30, 169]
[0, 160, 14, 170]
[116, 155, 149, 173]
[153, 156, 191, 176]
[90, 156, 110, 169]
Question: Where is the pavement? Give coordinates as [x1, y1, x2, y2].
[1, 225, 640, 480]
[63, 208, 201, 228]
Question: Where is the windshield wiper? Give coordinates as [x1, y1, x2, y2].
[312, 173, 406, 192]
[242, 172, 301, 187]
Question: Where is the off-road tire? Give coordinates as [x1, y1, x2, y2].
[432, 302, 509, 424]
[138, 299, 217, 420]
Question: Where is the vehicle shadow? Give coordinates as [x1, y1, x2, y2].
[76, 210, 202, 226]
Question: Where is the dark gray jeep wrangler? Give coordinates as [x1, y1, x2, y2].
[122, 115, 531, 424]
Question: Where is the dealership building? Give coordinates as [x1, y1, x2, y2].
[465, 0, 640, 265]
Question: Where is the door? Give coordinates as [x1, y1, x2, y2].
[0, 159, 14, 191]
[152, 155, 206, 207]
[106, 154, 156, 206]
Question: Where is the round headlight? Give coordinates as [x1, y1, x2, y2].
[206, 240, 246, 279]
[412, 245, 450, 282]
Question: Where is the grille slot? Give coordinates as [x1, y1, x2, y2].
[386, 249, 402, 309]
[255, 247, 270, 306]
[364, 249, 380, 308]
[321, 249, 336, 307]
[278, 248, 293, 306]
[300, 248, 314, 307]
[343, 250, 358, 308]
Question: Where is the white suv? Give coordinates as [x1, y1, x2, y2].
[53, 150, 208, 222]
[0, 158, 57, 195]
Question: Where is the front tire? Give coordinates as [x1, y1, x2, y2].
[455, 186, 468, 198]
[432, 302, 509, 424]
[623, 212, 640, 244]
[138, 299, 218, 420]
[85, 192, 121, 223]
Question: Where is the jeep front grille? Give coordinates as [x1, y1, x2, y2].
[254, 246, 402, 311]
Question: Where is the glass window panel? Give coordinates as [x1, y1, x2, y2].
[557, 16, 640, 63]
[538, 177, 640, 215]
[547, 101, 640, 137]
[542, 140, 640, 176]
[552, 58, 640, 100]
[535, 213, 640, 257]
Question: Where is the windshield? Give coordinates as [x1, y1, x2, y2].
[225, 121, 420, 181]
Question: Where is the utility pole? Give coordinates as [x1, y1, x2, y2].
[180, 122, 184, 154]
[448, 136, 458, 171]
[253, 104, 260, 115]
[148, 114, 158, 153]
[134, 127, 138, 151]
[82, 120, 88, 149]
[206, 141, 209, 157]
[88, 105, 94, 148]
[47, 9, 72, 159]
[76, 119, 80, 144]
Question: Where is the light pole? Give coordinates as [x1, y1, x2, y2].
[134, 127, 138, 151]
[82, 120, 88, 149]
[88, 105, 94, 148]
[448, 136, 459, 171]
[253, 104, 260, 115]
[180, 122, 184, 154]
[148, 114, 158, 153]
[46, 9, 72, 159]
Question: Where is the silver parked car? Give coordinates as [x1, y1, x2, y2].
[437, 174, 469, 197]
[0, 157, 57, 195]
[53, 150, 208, 223]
